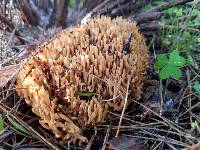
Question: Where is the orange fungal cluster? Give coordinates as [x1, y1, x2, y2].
[16, 16, 149, 143]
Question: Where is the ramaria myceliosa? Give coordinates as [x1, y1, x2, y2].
[16, 16, 149, 143]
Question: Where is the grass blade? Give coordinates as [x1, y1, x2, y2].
[77, 92, 97, 97]
[0, 114, 4, 132]
[6, 113, 31, 136]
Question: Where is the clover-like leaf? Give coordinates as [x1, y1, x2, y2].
[183, 31, 191, 39]
[159, 63, 171, 79]
[191, 122, 197, 130]
[176, 8, 183, 17]
[169, 65, 182, 78]
[194, 17, 200, 25]
[187, 55, 195, 65]
[163, 7, 176, 15]
[193, 81, 200, 94]
[160, 63, 182, 79]
[169, 50, 186, 67]
[155, 54, 168, 70]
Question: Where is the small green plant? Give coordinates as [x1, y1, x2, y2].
[6, 113, 31, 136]
[190, 120, 200, 135]
[187, 55, 195, 65]
[69, 0, 76, 8]
[0, 114, 4, 132]
[163, 7, 183, 17]
[69, 0, 84, 8]
[193, 81, 200, 94]
[155, 4, 200, 80]
[155, 49, 186, 79]
[191, 121, 197, 130]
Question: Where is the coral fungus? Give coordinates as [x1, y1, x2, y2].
[16, 16, 149, 143]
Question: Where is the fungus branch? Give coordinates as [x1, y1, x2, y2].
[16, 16, 149, 143]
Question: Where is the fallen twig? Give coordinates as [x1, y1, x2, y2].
[101, 127, 110, 150]
[48, 0, 68, 27]
[115, 75, 131, 137]
[0, 14, 25, 44]
[17, 0, 37, 25]
[140, 23, 200, 32]
[149, 0, 194, 12]
[131, 12, 163, 23]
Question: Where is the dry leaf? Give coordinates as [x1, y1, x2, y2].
[0, 64, 20, 87]
[107, 135, 147, 150]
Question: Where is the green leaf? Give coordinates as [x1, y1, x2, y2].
[162, 38, 171, 46]
[0, 114, 4, 132]
[176, 8, 183, 17]
[77, 92, 97, 97]
[160, 63, 182, 79]
[187, 55, 195, 65]
[183, 31, 191, 39]
[7, 113, 31, 136]
[69, 0, 76, 8]
[169, 65, 182, 78]
[163, 7, 183, 16]
[155, 54, 168, 70]
[143, 4, 152, 11]
[191, 122, 197, 130]
[159, 64, 171, 79]
[163, 7, 176, 15]
[194, 17, 200, 25]
[193, 82, 200, 94]
[169, 50, 186, 67]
